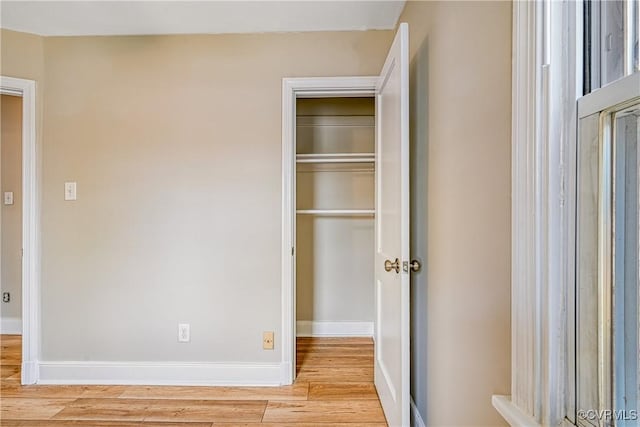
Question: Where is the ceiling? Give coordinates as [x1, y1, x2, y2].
[0, 1, 406, 36]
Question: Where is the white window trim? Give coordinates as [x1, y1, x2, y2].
[579, 72, 640, 118]
[493, 1, 581, 425]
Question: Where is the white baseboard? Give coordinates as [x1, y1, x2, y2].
[411, 397, 426, 427]
[38, 361, 283, 386]
[296, 321, 373, 337]
[0, 316, 22, 334]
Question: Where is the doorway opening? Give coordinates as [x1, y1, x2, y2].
[280, 77, 378, 386]
[1, 94, 24, 338]
[294, 95, 376, 384]
[0, 76, 39, 385]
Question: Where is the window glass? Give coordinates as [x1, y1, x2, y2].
[613, 105, 640, 424]
[601, 0, 625, 85]
[584, 0, 640, 93]
[634, 0, 639, 72]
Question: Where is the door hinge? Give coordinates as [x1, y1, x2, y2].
[291, 246, 295, 256]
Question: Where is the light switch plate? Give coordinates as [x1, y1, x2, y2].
[3, 192, 13, 205]
[64, 182, 77, 201]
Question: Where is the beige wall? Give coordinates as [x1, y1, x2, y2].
[38, 31, 393, 361]
[1, 29, 45, 82]
[0, 29, 45, 198]
[1, 11, 513, 422]
[0, 29, 44, 326]
[1, 94, 23, 321]
[399, 2, 512, 426]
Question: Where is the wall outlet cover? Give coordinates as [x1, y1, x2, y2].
[263, 331, 274, 350]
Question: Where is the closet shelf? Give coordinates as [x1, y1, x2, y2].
[296, 153, 375, 164]
[296, 209, 375, 216]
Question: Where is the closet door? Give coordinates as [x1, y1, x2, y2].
[374, 22, 410, 427]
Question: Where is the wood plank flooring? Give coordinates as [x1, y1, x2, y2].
[0, 335, 387, 426]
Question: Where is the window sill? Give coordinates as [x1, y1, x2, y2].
[492, 395, 540, 427]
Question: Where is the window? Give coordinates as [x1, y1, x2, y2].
[577, 94, 640, 427]
[496, 2, 638, 425]
[576, 2, 640, 426]
[584, 0, 640, 93]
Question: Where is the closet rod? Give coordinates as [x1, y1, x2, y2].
[296, 153, 374, 157]
[296, 168, 374, 173]
[296, 209, 375, 216]
[296, 158, 374, 164]
[295, 153, 375, 164]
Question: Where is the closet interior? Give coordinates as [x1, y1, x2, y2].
[295, 97, 376, 339]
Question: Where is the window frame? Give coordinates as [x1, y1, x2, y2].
[495, 1, 640, 426]
[576, 75, 640, 426]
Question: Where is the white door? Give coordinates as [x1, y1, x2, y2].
[374, 23, 410, 427]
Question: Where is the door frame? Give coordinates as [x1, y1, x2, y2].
[0, 76, 39, 385]
[280, 76, 377, 384]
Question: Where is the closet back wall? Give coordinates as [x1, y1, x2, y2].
[296, 98, 375, 324]
[1, 95, 23, 326]
[38, 31, 394, 363]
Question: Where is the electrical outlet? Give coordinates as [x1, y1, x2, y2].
[3, 192, 13, 205]
[263, 331, 274, 350]
[178, 323, 190, 343]
[2, 293, 9, 303]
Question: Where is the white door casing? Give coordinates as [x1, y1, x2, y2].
[0, 75, 39, 385]
[374, 23, 410, 427]
[281, 76, 378, 385]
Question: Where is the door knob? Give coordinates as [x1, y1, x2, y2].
[384, 258, 400, 273]
[410, 259, 421, 272]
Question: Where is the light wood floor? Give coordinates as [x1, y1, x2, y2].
[0, 335, 387, 426]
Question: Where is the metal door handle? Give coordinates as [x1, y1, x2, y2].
[384, 258, 400, 273]
[410, 260, 421, 272]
